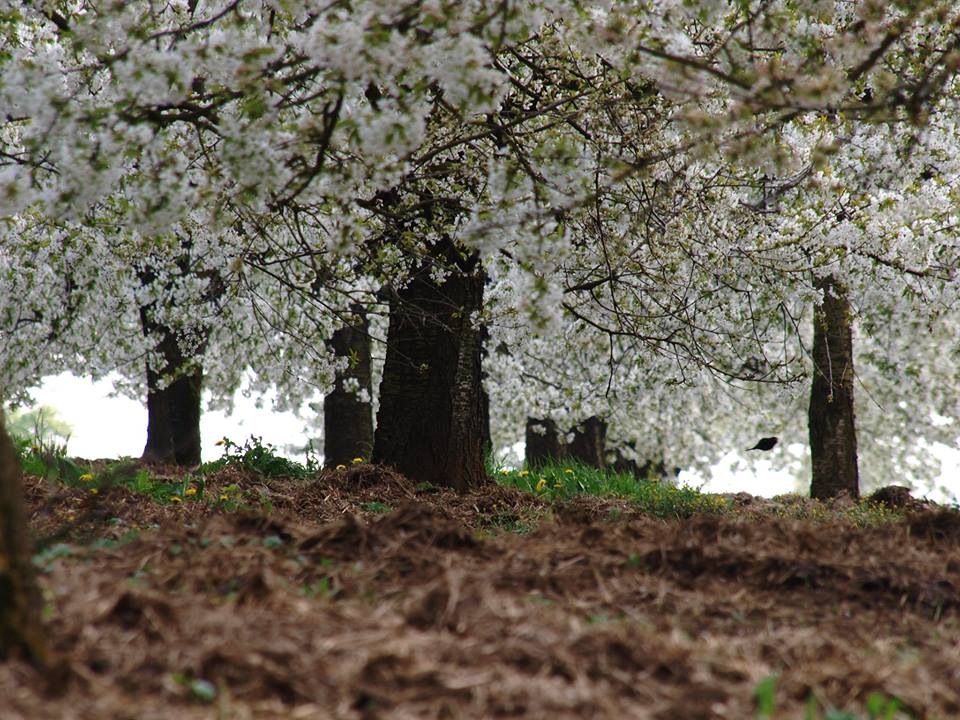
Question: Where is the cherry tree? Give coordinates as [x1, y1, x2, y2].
[3, 0, 960, 493]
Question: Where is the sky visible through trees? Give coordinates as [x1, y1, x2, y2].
[26, 371, 960, 504]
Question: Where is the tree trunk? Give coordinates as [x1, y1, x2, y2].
[324, 310, 374, 467]
[525, 418, 563, 468]
[140, 323, 203, 466]
[136, 244, 220, 468]
[609, 446, 640, 477]
[373, 245, 486, 492]
[0, 409, 48, 669]
[566, 416, 607, 469]
[479, 324, 492, 460]
[809, 276, 859, 499]
[610, 444, 676, 481]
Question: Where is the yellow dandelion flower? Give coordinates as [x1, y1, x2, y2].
[535, 478, 547, 492]
[184, 487, 197, 497]
[89, 488, 99, 495]
[564, 468, 574, 475]
[554, 482, 562, 489]
[499, 468, 510, 474]
[170, 496, 182, 503]
[79, 473, 94, 482]
[219, 494, 229, 502]
[518, 470, 529, 477]
[351, 457, 364, 464]
[335, 464, 347, 471]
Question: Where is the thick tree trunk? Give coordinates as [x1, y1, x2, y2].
[324, 311, 374, 467]
[809, 276, 859, 499]
[140, 324, 203, 466]
[479, 324, 492, 460]
[566, 416, 607, 469]
[0, 409, 48, 669]
[373, 246, 486, 492]
[525, 418, 563, 468]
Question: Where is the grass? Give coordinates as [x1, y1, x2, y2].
[13, 429, 916, 528]
[764, 494, 907, 528]
[492, 457, 908, 526]
[14, 432, 321, 514]
[362, 501, 393, 514]
[13, 431, 89, 484]
[199, 435, 317, 478]
[494, 460, 729, 518]
[755, 673, 909, 719]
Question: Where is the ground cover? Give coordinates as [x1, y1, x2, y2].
[4, 448, 960, 719]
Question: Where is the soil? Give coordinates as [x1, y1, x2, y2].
[5, 465, 960, 719]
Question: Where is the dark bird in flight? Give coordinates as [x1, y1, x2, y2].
[747, 437, 778, 451]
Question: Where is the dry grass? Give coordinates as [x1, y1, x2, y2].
[5, 467, 960, 719]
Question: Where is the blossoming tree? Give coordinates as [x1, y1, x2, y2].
[2, 0, 959, 496]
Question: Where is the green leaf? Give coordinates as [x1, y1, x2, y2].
[754, 674, 778, 718]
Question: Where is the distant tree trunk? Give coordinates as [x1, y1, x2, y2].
[610, 443, 676, 481]
[809, 276, 859, 499]
[324, 309, 374, 467]
[0, 409, 48, 669]
[525, 418, 563, 468]
[137, 252, 209, 467]
[480, 383, 492, 462]
[373, 243, 486, 492]
[566, 416, 607, 469]
[638, 459, 672, 480]
[609, 446, 640, 477]
[479, 324, 492, 460]
[140, 322, 203, 466]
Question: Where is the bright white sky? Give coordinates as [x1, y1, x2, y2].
[29, 372, 313, 464]
[22, 372, 960, 503]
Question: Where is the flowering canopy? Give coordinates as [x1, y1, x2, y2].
[2, 0, 959, 486]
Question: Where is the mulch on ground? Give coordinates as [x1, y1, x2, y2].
[5, 467, 960, 719]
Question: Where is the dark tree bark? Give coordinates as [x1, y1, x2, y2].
[140, 322, 203, 466]
[0, 409, 48, 669]
[373, 244, 487, 492]
[610, 443, 678, 481]
[565, 416, 607, 469]
[525, 417, 563, 468]
[324, 310, 374, 467]
[609, 447, 640, 477]
[480, 383, 492, 462]
[637, 459, 673, 480]
[479, 324, 492, 460]
[136, 250, 214, 467]
[809, 276, 859, 499]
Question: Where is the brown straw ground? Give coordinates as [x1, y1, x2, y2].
[5, 466, 960, 719]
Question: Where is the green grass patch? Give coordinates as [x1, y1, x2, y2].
[494, 460, 728, 519]
[16, 437, 206, 505]
[766, 494, 907, 527]
[199, 435, 316, 478]
[755, 674, 909, 719]
[362, 501, 393, 514]
[13, 430, 90, 484]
